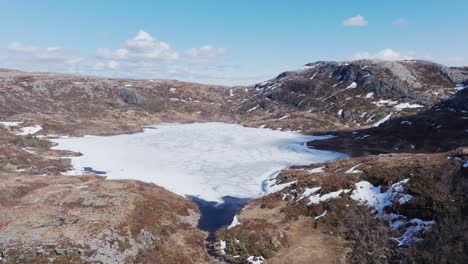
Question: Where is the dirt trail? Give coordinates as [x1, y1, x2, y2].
[267, 218, 349, 264]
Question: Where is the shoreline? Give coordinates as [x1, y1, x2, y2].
[47, 122, 352, 261]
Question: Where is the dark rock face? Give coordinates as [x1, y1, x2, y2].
[440, 87, 468, 111]
[118, 87, 145, 106]
[310, 87, 468, 154]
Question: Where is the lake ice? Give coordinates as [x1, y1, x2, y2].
[51, 123, 347, 203]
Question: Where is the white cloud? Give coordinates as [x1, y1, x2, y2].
[343, 15, 368, 26]
[185, 45, 226, 62]
[2, 31, 261, 85]
[7, 42, 82, 64]
[91, 30, 235, 83]
[96, 30, 179, 61]
[392, 17, 407, 25]
[94, 60, 120, 70]
[444, 56, 468, 66]
[351, 49, 415, 61]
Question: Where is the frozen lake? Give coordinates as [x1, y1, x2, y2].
[52, 123, 347, 203]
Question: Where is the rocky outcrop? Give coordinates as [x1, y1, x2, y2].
[0, 174, 210, 264]
[118, 87, 145, 106]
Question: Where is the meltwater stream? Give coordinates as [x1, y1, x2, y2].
[51, 123, 348, 231]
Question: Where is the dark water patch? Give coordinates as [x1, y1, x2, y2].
[143, 126, 159, 130]
[319, 147, 384, 158]
[190, 196, 249, 263]
[83, 166, 107, 175]
[307, 145, 386, 158]
[189, 196, 250, 233]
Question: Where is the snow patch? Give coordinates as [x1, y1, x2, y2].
[351, 179, 412, 216]
[299, 187, 321, 201]
[227, 215, 241, 229]
[0, 121, 23, 127]
[309, 166, 325, 173]
[298, 65, 316, 71]
[247, 105, 259, 113]
[373, 99, 398, 107]
[345, 164, 363, 174]
[351, 179, 435, 246]
[267, 180, 297, 194]
[346, 82, 357, 89]
[247, 256, 265, 264]
[307, 189, 349, 205]
[373, 113, 392, 127]
[332, 81, 342, 87]
[394, 103, 423, 110]
[16, 125, 42, 136]
[394, 219, 435, 246]
[219, 240, 227, 254]
[314, 210, 328, 220]
[310, 71, 319, 80]
[455, 84, 467, 91]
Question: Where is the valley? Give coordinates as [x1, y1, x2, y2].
[0, 59, 467, 263]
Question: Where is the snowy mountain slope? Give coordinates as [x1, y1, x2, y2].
[240, 60, 468, 127]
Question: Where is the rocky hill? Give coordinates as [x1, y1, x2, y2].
[2, 60, 467, 136]
[240, 60, 468, 129]
[0, 69, 245, 136]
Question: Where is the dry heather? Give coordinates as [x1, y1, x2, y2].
[0, 174, 210, 264]
[216, 148, 468, 263]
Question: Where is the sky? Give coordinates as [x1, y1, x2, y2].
[0, 0, 467, 85]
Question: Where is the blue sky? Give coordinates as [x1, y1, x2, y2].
[1, 0, 467, 85]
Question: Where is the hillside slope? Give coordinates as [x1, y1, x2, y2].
[240, 60, 468, 129]
[310, 85, 468, 153]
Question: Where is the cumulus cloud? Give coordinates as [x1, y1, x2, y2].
[94, 60, 120, 70]
[343, 15, 368, 26]
[91, 30, 234, 83]
[445, 56, 468, 66]
[96, 30, 179, 61]
[7, 42, 82, 64]
[2, 31, 260, 85]
[351, 49, 415, 61]
[185, 45, 226, 62]
[392, 17, 407, 25]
